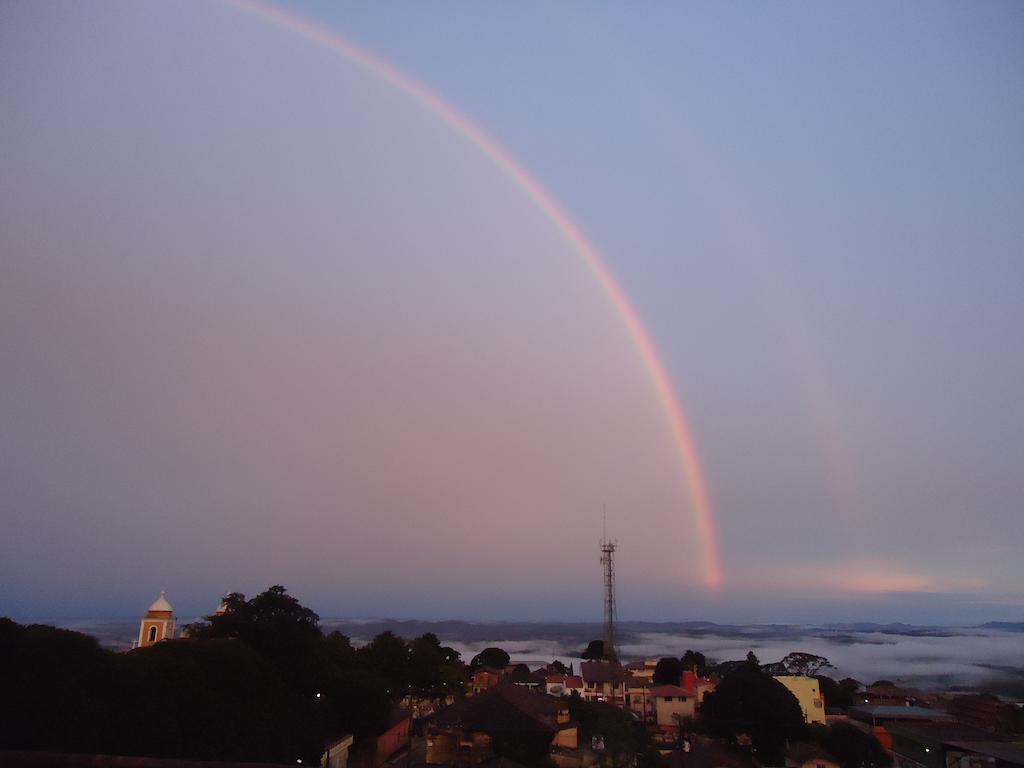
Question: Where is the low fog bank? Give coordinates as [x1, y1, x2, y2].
[324, 620, 1024, 694]
[35, 617, 1024, 694]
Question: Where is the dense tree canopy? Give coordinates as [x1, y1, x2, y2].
[779, 652, 834, 677]
[681, 650, 708, 675]
[581, 639, 612, 661]
[701, 659, 806, 765]
[818, 722, 892, 768]
[470, 646, 511, 669]
[653, 657, 685, 685]
[2, 586, 471, 763]
[816, 676, 861, 710]
[186, 586, 324, 693]
[570, 698, 656, 768]
[0, 618, 322, 763]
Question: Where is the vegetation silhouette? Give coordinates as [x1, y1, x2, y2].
[1, 586, 466, 763]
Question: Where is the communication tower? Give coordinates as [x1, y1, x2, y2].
[600, 536, 617, 661]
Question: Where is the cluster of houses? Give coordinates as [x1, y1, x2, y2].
[413, 658, 1023, 768]
[118, 594, 1024, 768]
[463, 657, 822, 736]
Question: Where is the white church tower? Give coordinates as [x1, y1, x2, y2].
[138, 591, 175, 648]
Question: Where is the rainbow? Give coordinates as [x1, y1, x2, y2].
[224, 0, 724, 590]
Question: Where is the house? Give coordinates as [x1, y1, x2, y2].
[580, 661, 626, 704]
[625, 678, 654, 722]
[647, 670, 716, 732]
[323, 734, 355, 768]
[888, 721, 1017, 768]
[944, 741, 1024, 768]
[624, 660, 658, 682]
[861, 684, 931, 708]
[945, 694, 1024, 735]
[470, 668, 503, 695]
[373, 707, 411, 766]
[425, 682, 579, 767]
[784, 742, 840, 768]
[773, 676, 827, 725]
[649, 685, 702, 733]
[546, 674, 584, 698]
[848, 705, 954, 750]
[508, 666, 546, 690]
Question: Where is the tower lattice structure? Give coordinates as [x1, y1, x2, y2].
[600, 537, 617, 661]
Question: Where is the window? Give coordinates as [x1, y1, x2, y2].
[148, 625, 157, 642]
[665, 697, 673, 702]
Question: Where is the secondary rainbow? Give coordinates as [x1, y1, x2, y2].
[225, 0, 724, 590]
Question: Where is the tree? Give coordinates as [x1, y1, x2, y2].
[470, 646, 510, 670]
[820, 722, 891, 768]
[701, 661, 806, 765]
[118, 637, 322, 763]
[652, 657, 684, 686]
[681, 650, 707, 675]
[780, 652, 834, 677]
[581, 639, 610, 661]
[714, 651, 761, 678]
[570, 698, 651, 767]
[320, 667, 391, 739]
[816, 676, 860, 709]
[0, 618, 323, 763]
[0, 618, 120, 753]
[359, 631, 409, 695]
[186, 586, 323, 693]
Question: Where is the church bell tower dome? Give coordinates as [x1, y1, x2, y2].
[138, 591, 175, 648]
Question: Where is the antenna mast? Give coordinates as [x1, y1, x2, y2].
[600, 522, 617, 662]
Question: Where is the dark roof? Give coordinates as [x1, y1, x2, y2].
[430, 683, 564, 735]
[945, 742, 1024, 767]
[580, 661, 625, 684]
[650, 685, 695, 698]
[888, 721, 1003, 748]
[848, 705, 953, 724]
[665, 740, 760, 768]
[0, 753, 297, 768]
[508, 667, 546, 685]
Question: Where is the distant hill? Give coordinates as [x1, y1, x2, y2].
[976, 621, 1024, 632]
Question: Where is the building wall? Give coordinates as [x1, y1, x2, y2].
[774, 676, 827, 725]
[655, 695, 696, 729]
[324, 735, 354, 768]
[138, 611, 174, 648]
[470, 670, 500, 694]
[554, 726, 579, 750]
[426, 732, 457, 765]
[376, 716, 410, 765]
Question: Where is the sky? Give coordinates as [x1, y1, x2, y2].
[2, 1, 1022, 624]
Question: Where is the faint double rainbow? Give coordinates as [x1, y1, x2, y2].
[225, 0, 724, 590]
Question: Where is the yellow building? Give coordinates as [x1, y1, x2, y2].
[138, 591, 175, 648]
[774, 675, 826, 724]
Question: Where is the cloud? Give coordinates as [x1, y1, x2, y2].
[729, 561, 988, 595]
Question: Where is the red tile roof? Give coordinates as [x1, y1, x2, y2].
[650, 685, 695, 698]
